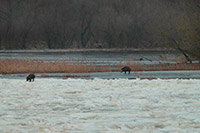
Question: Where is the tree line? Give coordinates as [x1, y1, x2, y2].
[0, 0, 199, 58]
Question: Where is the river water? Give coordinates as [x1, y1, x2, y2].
[0, 49, 183, 65]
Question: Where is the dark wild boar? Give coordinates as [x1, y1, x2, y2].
[26, 74, 35, 82]
[121, 66, 131, 74]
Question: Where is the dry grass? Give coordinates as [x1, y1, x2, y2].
[0, 59, 200, 74]
[139, 63, 200, 71]
[0, 59, 112, 74]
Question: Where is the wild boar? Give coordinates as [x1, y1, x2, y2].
[26, 74, 35, 82]
[121, 66, 131, 74]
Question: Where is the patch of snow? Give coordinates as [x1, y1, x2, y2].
[0, 78, 200, 132]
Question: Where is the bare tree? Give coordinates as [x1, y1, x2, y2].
[0, 0, 199, 52]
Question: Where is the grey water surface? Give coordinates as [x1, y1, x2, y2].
[0, 49, 183, 65]
[1, 70, 200, 79]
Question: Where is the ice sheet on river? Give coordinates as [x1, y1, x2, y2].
[0, 78, 200, 132]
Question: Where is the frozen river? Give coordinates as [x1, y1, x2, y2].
[0, 78, 200, 132]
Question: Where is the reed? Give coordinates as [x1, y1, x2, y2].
[0, 59, 111, 74]
[0, 59, 200, 74]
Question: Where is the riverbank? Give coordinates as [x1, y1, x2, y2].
[0, 59, 200, 74]
[1, 49, 199, 74]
